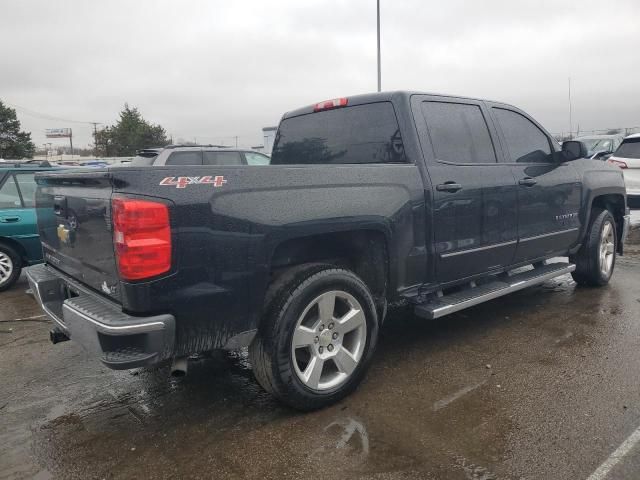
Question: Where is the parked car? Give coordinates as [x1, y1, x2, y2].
[26, 91, 630, 410]
[608, 133, 640, 208]
[79, 160, 110, 168]
[0, 164, 57, 290]
[130, 145, 271, 166]
[575, 134, 624, 160]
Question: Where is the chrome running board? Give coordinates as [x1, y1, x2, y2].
[414, 263, 576, 320]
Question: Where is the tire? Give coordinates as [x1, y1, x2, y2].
[570, 208, 617, 287]
[249, 263, 379, 411]
[0, 243, 22, 292]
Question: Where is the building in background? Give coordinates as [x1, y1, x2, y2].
[262, 126, 277, 154]
[250, 126, 278, 154]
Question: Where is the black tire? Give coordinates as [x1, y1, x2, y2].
[249, 263, 379, 411]
[570, 208, 617, 287]
[0, 243, 22, 292]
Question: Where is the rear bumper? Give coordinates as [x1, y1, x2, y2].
[25, 263, 175, 370]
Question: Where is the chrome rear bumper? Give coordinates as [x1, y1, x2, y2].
[26, 263, 175, 370]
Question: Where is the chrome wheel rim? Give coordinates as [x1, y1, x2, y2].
[0, 252, 13, 286]
[599, 221, 615, 277]
[291, 290, 367, 391]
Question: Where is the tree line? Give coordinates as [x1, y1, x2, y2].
[0, 100, 170, 159]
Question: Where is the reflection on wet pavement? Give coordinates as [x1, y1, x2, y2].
[1, 218, 640, 479]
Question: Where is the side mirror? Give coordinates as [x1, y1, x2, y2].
[562, 140, 588, 161]
[592, 151, 613, 161]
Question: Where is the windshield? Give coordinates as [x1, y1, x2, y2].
[614, 138, 640, 159]
[578, 137, 612, 153]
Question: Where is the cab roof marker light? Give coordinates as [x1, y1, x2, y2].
[313, 97, 348, 112]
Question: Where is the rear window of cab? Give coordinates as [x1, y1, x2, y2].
[271, 102, 406, 165]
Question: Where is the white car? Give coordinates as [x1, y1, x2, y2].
[608, 133, 640, 208]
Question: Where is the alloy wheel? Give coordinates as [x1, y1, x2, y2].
[599, 221, 615, 277]
[0, 252, 14, 286]
[291, 290, 367, 391]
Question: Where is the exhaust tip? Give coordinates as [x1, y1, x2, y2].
[170, 357, 188, 377]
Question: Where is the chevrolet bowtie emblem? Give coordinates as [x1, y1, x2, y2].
[57, 224, 70, 244]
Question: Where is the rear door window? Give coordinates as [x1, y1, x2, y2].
[271, 102, 405, 164]
[492, 108, 553, 163]
[166, 151, 203, 165]
[421, 101, 497, 164]
[203, 151, 243, 165]
[0, 176, 21, 209]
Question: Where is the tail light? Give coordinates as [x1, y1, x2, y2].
[112, 198, 171, 281]
[313, 97, 348, 112]
[608, 159, 628, 169]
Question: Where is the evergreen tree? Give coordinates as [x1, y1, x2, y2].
[0, 101, 36, 159]
[95, 104, 169, 156]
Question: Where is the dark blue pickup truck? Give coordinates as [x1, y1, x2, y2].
[26, 91, 630, 410]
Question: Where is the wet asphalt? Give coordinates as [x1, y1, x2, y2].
[2, 212, 640, 480]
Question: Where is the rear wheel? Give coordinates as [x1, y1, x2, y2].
[250, 264, 379, 411]
[570, 208, 616, 286]
[0, 244, 22, 292]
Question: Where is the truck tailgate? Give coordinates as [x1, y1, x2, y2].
[35, 170, 121, 302]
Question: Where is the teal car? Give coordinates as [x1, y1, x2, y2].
[0, 164, 56, 291]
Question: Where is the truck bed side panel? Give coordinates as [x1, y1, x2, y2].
[112, 164, 425, 353]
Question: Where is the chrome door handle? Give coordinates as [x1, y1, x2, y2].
[518, 177, 537, 186]
[436, 182, 462, 193]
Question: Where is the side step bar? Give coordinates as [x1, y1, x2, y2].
[414, 263, 576, 320]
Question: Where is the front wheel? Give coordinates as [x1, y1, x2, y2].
[570, 208, 617, 286]
[250, 264, 379, 411]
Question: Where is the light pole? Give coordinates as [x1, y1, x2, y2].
[377, 0, 381, 92]
[568, 77, 573, 139]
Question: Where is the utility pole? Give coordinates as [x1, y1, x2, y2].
[90, 122, 100, 156]
[69, 129, 74, 158]
[235, 136, 238, 147]
[377, 0, 381, 92]
[568, 77, 573, 140]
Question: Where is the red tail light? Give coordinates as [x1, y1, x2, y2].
[608, 159, 628, 169]
[112, 198, 171, 281]
[313, 97, 348, 112]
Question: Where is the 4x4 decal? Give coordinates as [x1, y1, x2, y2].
[159, 175, 227, 189]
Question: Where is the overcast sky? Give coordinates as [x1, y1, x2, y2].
[1, 0, 639, 150]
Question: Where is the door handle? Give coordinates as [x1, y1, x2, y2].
[0, 216, 20, 223]
[518, 177, 537, 186]
[436, 182, 462, 193]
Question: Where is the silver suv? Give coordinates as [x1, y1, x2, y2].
[131, 145, 270, 166]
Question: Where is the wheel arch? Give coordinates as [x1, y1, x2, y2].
[589, 193, 626, 254]
[0, 236, 28, 263]
[268, 228, 390, 317]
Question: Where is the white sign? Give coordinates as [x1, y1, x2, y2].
[45, 128, 72, 138]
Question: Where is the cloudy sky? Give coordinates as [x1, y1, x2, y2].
[1, 0, 639, 150]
